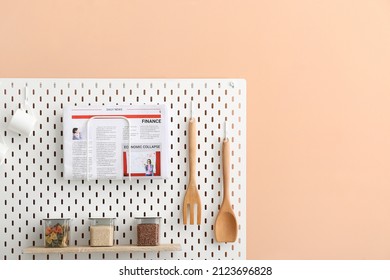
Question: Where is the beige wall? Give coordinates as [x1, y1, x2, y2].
[1, 0, 390, 259]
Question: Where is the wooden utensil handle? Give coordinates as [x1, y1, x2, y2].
[189, 118, 197, 183]
[223, 138, 231, 202]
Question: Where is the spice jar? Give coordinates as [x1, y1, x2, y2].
[135, 217, 161, 246]
[43, 218, 71, 248]
[89, 218, 116, 247]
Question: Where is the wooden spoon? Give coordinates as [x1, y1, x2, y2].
[215, 138, 238, 242]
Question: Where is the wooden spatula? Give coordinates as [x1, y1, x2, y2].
[183, 117, 202, 225]
[215, 125, 238, 242]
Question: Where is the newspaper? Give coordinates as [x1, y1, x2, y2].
[63, 105, 169, 180]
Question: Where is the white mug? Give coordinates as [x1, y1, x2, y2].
[0, 141, 8, 165]
[8, 108, 37, 137]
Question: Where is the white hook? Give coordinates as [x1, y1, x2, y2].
[190, 100, 195, 120]
[224, 121, 228, 141]
[24, 86, 29, 104]
[0, 131, 8, 165]
[23, 87, 36, 119]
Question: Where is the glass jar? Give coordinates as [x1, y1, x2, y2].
[135, 217, 161, 246]
[43, 218, 71, 248]
[89, 218, 116, 247]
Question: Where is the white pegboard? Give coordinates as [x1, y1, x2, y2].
[0, 78, 246, 260]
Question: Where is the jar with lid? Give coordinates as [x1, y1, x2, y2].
[89, 218, 116, 247]
[135, 217, 161, 246]
[43, 218, 71, 248]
